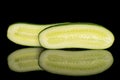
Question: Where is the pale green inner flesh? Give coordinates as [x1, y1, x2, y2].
[14, 27, 42, 42]
[44, 52, 109, 71]
[45, 27, 109, 46]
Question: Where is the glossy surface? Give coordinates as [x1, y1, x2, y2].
[1, 16, 118, 80]
[39, 50, 113, 76]
[7, 48, 43, 72]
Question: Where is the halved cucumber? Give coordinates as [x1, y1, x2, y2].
[39, 23, 114, 49]
[39, 50, 113, 76]
[7, 22, 70, 46]
[7, 48, 43, 72]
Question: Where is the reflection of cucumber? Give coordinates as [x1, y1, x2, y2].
[7, 48, 43, 72]
[7, 22, 69, 46]
[39, 50, 113, 76]
[39, 23, 114, 49]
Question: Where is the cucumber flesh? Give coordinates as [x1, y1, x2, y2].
[39, 23, 114, 49]
[7, 22, 70, 46]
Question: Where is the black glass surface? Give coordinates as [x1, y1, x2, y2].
[1, 15, 119, 80]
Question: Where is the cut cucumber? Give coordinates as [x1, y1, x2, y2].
[7, 22, 70, 46]
[39, 50, 113, 76]
[7, 48, 43, 72]
[39, 23, 114, 49]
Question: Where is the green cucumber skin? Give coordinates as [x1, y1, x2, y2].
[39, 50, 114, 76]
[39, 23, 114, 49]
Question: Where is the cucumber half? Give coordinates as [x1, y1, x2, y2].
[39, 50, 113, 76]
[39, 23, 114, 49]
[7, 22, 70, 46]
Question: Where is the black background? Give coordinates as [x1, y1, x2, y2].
[0, 12, 119, 80]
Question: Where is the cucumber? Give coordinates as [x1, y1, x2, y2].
[7, 48, 43, 72]
[39, 50, 113, 76]
[39, 23, 114, 49]
[7, 22, 70, 46]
